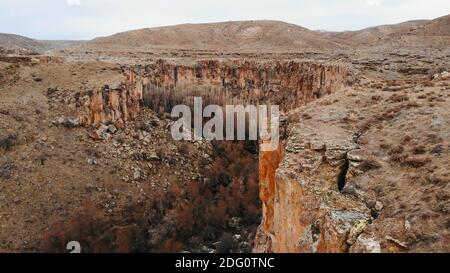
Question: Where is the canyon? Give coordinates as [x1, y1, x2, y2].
[0, 16, 449, 253]
[56, 59, 347, 121]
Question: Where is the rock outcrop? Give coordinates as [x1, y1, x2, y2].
[254, 75, 450, 253]
[65, 70, 144, 126]
[254, 115, 372, 253]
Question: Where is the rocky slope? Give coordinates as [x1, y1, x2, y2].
[0, 33, 45, 53]
[323, 20, 428, 46]
[327, 14, 450, 50]
[412, 14, 450, 36]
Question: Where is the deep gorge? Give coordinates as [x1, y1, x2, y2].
[51, 59, 352, 252]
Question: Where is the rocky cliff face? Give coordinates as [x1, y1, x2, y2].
[133, 59, 349, 110]
[254, 74, 450, 253]
[78, 70, 143, 126]
[72, 60, 348, 126]
[254, 119, 372, 253]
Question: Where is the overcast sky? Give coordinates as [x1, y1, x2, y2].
[0, 0, 449, 40]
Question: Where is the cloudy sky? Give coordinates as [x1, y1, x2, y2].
[0, 0, 449, 40]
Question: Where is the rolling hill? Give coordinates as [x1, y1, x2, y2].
[3, 15, 449, 54]
[84, 20, 341, 52]
[0, 33, 83, 53]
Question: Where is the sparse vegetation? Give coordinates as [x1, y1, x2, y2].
[41, 141, 260, 253]
[401, 156, 430, 168]
[41, 202, 147, 253]
[388, 93, 409, 103]
[359, 157, 382, 172]
[0, 134, 17, 151]
[389, 143, 431, 168]
[412, 144, 427, 155]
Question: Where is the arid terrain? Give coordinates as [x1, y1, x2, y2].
[0, 14, 449, 253]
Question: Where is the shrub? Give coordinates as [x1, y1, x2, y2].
[412, 144, 427, 155]
[41, 202, 146, 253]
[216, 233, 238, 253]
[0, 161, 15, 180]
[388, 94, 409, 103]
[389, 145, 404, 155]
[401, 156, 430, 168]
[0, 134, 17, 151]
[422, 81, 435, 87]
[360, 157, 382, 172]
[402, 135, 412, 143]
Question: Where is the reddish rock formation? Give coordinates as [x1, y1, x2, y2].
[254, 73, 450, 253]
[258, 144, 283, 247]
[134, 59, 349, 110]
[79, 70, 143, 126]
[254, 111, 372, 253]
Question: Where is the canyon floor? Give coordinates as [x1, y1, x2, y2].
[0, 17, 449, 253]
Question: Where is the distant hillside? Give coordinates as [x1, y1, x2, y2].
[324, 20, 428, 45]
[0, 33, 47, 52]
[84, 20, 341, 52]
[323, 14, 450, 48]
[412, 14, 450, 36]
[0, 33, 84, 53]
[3, 15, 449, 54]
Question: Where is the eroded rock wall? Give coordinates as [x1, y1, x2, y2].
[254, 121, 372, 253]
[74, 60, 348, 126]
[78, 70, 144, 126]
[134, 59, 349, 110]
